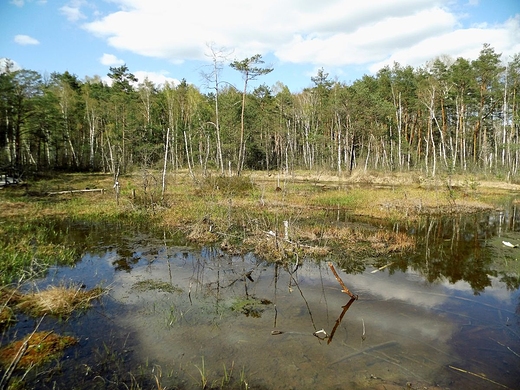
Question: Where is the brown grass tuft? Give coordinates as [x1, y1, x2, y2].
[186, 221, 219, 244]
[322, 226, 415, 255]
[0, 287, 23, 330]
[16, 285, 104, 317]
[0, 306, 16, 330]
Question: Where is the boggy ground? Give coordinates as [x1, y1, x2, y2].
[0, 168, 517, 273]
[0, 168, 518, 388]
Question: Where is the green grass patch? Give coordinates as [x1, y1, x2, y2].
[313, 189, 364, 208]
[0, 218, 80, 284]
[230, 297, 272, 317]
[197, 174, 257, 196]
[132, 279, 183, 294]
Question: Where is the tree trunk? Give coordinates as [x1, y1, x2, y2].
[162, 127, 170, 200]
[184, 130, 195, 180]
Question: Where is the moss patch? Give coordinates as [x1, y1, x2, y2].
[132, 279, 183, 294]
[231, 297, 272, 318]
[0, 331, 78, 369]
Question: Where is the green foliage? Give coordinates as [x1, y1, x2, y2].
[0, 42, 519, 177]
[463, 176, 480, 192]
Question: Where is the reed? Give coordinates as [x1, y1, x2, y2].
[195, 356, 208, 389]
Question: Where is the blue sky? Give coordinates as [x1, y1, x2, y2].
[1, 0, 519, 93]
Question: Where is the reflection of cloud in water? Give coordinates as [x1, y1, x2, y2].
[351, 266, 515, 310]
[348, 270, 447, 308]
[104, 254, 462, 388]
[440, 277, 514, 303]
[39, 225, 520, 390]
[341, 273, 455, 348]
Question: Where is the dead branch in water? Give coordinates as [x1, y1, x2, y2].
[328, 262, 358, 299]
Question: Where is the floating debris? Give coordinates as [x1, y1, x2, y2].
[313, 329, 328, 340]
[371, 262, 394, 273]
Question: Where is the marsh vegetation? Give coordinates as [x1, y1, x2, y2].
[0, 170, 519, 389]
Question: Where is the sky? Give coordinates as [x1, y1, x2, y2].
[1, 0, 520, 93]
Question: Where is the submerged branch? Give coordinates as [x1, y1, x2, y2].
[327, 297, 356, 344]
[449, 365, 512, 389]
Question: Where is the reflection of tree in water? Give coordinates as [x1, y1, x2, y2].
[107, 231, 185, 272]
[500, 273, 520, 291]
[112, 247, 140, 272]
[392, 209, 520, 293]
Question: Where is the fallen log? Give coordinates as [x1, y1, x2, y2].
[47, 189, 105, 195]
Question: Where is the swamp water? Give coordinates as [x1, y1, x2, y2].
[9, 208, 520, 389]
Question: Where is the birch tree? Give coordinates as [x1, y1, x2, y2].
[202, 43, 233, 174]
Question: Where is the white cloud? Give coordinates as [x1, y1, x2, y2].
[82, 0, 520, 75]
[60, 6, 85, 22]
[86, 0, 409, 62]
[100, 53, 124, 66]
[101, 70, 182, 90]
[133, 71, 180, 88]
[60, 0, 86, 22]
[14, 34, 39, 45]
[369, 15, 520, 73]
[0, 58, 22, 73]
[10, 0, 47, 6]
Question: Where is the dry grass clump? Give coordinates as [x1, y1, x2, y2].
[323, 226, 415, 255]
[0, 331, 78, 369]
[16, 285, 104, 317]
[322, 226, 368, 246]
[249, 236, 288, 262]
[368, 230, 416, 254]
[0, 287, 22, 330]
[0, 306, 16, 330]
[186, 221, 220, 244]
[303, 245, 331, 257]
[0, 287, 22, 306]
[246, 232, 330, 263]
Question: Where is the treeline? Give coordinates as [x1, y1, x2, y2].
[1, 44, 519, 178]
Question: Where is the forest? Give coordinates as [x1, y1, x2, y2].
[1, 43, 520, 179]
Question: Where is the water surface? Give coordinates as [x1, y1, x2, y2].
[14, 207, 520, 389]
